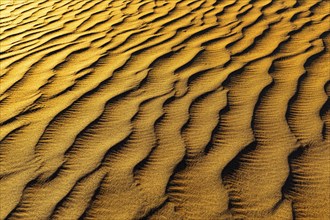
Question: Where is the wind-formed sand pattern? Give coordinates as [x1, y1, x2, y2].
[0, 0, 329, 219]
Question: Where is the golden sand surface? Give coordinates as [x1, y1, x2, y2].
[0, 0, 329, 219]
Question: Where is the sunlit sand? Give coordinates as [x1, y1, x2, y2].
[0, 0, 329, 219]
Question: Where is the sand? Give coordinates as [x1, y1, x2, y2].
[0, 0, 329, 219]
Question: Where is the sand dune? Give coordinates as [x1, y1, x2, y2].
[0, 0, 329, 219]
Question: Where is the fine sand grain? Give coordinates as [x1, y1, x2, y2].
[0, 0, 329, 219]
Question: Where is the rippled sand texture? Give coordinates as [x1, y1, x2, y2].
[1, 0, 330, 219]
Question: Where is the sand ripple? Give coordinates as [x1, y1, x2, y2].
[0, 0, 329, 219]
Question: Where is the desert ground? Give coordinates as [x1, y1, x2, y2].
[0, 0, 329, 219]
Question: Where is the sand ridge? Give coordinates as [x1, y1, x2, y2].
[0, 0, 329, 219]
